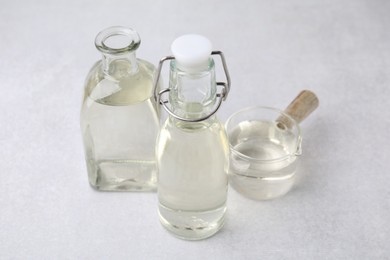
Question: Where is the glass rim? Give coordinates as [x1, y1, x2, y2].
[95, 26, 141, 54]
[225, 106, 302, 162]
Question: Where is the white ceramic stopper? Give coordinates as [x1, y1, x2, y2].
[171, 34, 212, 70]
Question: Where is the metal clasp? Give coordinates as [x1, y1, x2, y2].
[153, 51, 231, 122]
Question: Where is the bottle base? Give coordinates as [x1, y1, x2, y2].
[88, 160, 157, 191]
[158, 203, 226, 240]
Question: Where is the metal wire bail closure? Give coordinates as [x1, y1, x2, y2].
[153, 51, 231, 122]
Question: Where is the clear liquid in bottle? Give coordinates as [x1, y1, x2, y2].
[157, 117, 228, 240]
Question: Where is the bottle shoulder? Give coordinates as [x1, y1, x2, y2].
[85, 58, 155, 82]
[83, 59, 156, 106]
[137, 58, 157, 73]
[157, 116, 229, 155]
[161, 116, 226, 134]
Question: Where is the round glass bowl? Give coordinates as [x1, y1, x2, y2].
[225, 106, 302, 200]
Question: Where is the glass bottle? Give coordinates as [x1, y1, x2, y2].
[155, 35, 231, 240]
[80, 26, 160, 191]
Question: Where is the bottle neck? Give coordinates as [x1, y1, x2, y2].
[168, 58, 217, 121]
[95, 26, 141, 79]
[101, 51, 138, 78]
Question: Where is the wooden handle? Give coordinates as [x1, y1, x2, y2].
[277, 90, 319, 129]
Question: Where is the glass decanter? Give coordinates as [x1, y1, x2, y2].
[81, 26, 160, 191]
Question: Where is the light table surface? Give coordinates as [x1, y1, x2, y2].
[0, 0, 389, 259]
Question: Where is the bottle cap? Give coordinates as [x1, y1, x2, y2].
[171, 34, 212, 70]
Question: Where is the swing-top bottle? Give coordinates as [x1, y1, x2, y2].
[155, 34, 231, 240]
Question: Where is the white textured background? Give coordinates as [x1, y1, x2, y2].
[1, 0, 389, 259]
